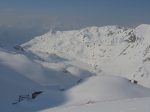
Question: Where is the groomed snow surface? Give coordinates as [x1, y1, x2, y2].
[1, 24, 150, 112]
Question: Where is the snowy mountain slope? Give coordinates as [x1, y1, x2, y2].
[0, 48, 93, 111]
[22, 24, 150, 88]
[0, 49, 80, 88]
[55, 75, 150, 107]
[24, 75, 150, 112]
[1, 24, 150, 112]
[43, 97, 150, 112]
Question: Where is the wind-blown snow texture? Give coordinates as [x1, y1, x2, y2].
[1, 24, 150, 112]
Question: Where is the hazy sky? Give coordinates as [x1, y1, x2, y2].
[0, 0, 150, 28]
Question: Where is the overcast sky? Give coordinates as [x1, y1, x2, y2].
[0, 0, 150, 29]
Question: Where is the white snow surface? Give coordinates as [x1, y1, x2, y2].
[22, 24, 150, 88]
[1, 24, 150, 112]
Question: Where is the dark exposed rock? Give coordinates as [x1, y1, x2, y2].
[32, 91, 43, 99]
[143, 57, 150, 62]
[13, 45, 25, 52]
[129, 80, 138, 84]
[125, 34, 136, 43]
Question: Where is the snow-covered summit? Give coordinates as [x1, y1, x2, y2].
[22, 24, 150, 88]
[1, 24, 150, 111]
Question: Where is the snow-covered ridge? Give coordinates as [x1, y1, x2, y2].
[22, 24, 150, 88]
[1, 24, 150, 112]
